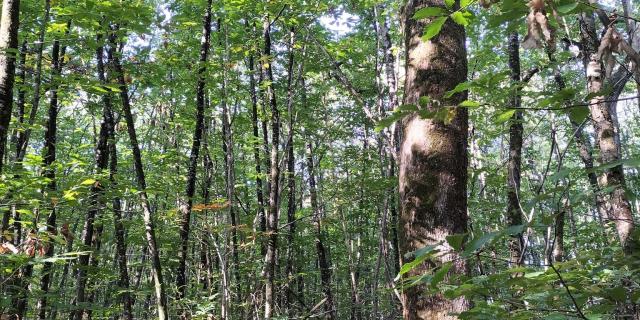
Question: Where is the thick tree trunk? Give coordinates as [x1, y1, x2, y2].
[262, 14, 281, 319]
[36, 33, 66, 320]
[399, 0, 470, 318]
[587, 64, 637, 253]
[506, 32, 524, 266]
[176, 0, 212, 305]
[109, 25, 168, 319]
[0, 0, 20, 173]
[306, 141, 336, 319]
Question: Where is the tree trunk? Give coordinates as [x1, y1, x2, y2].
[217, 17, 241, 317]
[399, 0, 470, 318]
[248, 33, 267, 255]
[283, 27, 298, 315]
[306, 142, 336, 319]
[587, 62, 637, 253]
[36, 32, 66, 320]
[109, 25, 168, 319]
[506, 32, 524, 266]
[71, 34, 114, 320]
[176, 0, 212, 305]
[262, 14, 281, 319]
[16, 0, 50, 162]
[0, 0, 20, 173]
[109, 109, 134, 319]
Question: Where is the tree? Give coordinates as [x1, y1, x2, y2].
[176, 0, 212, 305]
[0, 0, 21, 173]
[398, 0, 470, 318]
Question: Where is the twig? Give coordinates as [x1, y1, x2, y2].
[550, 263, 587, 319]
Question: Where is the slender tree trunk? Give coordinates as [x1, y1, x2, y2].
[16, 0, 50, 162]
[306, 142, 336, 319]
[108, 110, 134, 319]
[217, 17, 241, 317]
[0, 0, 20, 173]
[262, 13, 282, 319]
[176, 0, 212, 306]
[552, 208, 565, 262]
[10, 40, 26, 165]
[72, 34, 114, 320]
[109, 25, 168, 320]
[399, 0, 470, 318]
[36, 33, 66, 320]
[506, 32, 524, 266]
[248, 36, 267, 254]
[283, 27, 298, 315]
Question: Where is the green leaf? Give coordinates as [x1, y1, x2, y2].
[374, 104, 419, 132]
[422, 17, 448, 41]
[397, 245, 439, 278]
[460, 0, 472, 8]
[459, 100, 480, 107]
[567, 106, 590, 123]
[81, 178, 96, 185]
[413, 7, 445, 20]
[463, 231, 500, 256]
[450, 11, 470, 26]
[606, 286, 627, 301]
[444, 0, 455, 8]
[445, 81, 472, 98]
[556, 1, 579, 13]
[446, 233, 467, 251]
[495, 109, 516, 124]
[431, 262, 453, 288]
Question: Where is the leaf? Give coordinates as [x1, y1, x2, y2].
[606, 286, 627, 301]
[444, 0, 455, 8]
[80, 178, 96, 186]
[463, 231, 500, 256]
[567, 106, 590, 123]
[459, 100, 480, 107]
[446, 233, 467, 251]
[488, 9, 528, 28]
[397, 245, 439, 279]
[422, 17, 448, 41]
[431, 262, 453, 288]
[494, 109, 516, 124]
[374, 104, 418, 132]
[524, 271, 544, 278]
[556, 1, 579, 13]
[413, 7, 445, 20]
[504, 224, 525, 236]
[445, 81, 472, 98]
[450, 11, 469, 26]
[460, 0, 472, 8]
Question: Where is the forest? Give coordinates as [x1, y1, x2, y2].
[0, 0, 639, 318]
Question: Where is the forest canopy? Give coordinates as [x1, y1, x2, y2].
[0, 0, 640, 319]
